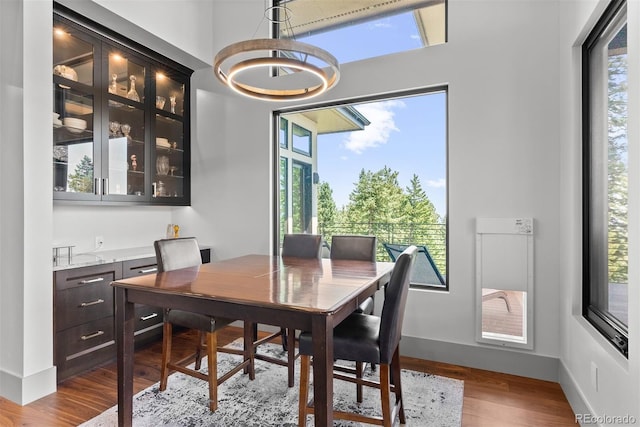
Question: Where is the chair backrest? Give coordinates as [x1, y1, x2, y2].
[329, 235, 377, 262]
[154, 237, 202, 272]
[383, 243, 445, 287]
[379, 245, 417, 364]
[281, 234, 322, 259]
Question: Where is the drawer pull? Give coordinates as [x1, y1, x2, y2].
[79, 298, 105, 308]
[140, 313, 159, 321]
[79, 277, 105, 284]
[138, 268, 158, 274]
[80, 330, 104, 341]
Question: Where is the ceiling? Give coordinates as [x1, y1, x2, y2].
[278, 0, 446, 46]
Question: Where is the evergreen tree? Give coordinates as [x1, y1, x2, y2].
[607, 52, 628, 284]
[404, 174, 440, 224]
[317, 182, 337, 235]
[68, 155, 94, 193]
[343, 166, 405, 233]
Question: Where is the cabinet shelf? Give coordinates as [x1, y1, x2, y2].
[155, 146, 184, 154]
[54, 126, 94, 144]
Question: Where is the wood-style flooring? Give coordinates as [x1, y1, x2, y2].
[0, 327, 576, 426]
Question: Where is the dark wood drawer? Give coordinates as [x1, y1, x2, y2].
[122, 257, 158, 278]
[54, 262, 121, 291]
[55, 280, 113, 331]
[135, 304, 163, 331]
[55, 316, 115, 381]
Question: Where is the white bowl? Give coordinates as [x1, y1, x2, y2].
[63, 117, 87, 133]
[156, 137, 170, 147]
[53, 65, 78, 82]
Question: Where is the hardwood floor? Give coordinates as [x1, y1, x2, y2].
[0, 327, 576, 426]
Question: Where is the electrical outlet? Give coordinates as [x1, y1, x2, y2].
[95, 236, 104, 249]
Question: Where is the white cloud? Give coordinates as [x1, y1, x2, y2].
[427, 178, 446, 188]
[343, 100, 405, 154]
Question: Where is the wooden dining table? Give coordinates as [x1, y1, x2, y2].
[112, 254, 394, 426]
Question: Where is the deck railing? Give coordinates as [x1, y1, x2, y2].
[318, 222, 447, 274]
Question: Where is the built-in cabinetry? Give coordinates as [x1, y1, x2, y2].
[53, 5, 192, 205]
[53, 248, 210, 382]
[54, 262, 123, 382]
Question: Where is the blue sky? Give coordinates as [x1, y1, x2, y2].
[298, 12, 448, 216]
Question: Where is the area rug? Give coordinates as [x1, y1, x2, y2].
[81, 341, 463, 426]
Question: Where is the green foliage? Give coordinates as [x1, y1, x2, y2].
[343, 166, 406, 230]
[318, 166, 446, 271]
[317, 182, 337, 227]
[68, 155, 94, 193]
[607, 52, 628, 284]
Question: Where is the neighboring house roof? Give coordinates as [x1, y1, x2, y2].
[295, 105, 370, 134]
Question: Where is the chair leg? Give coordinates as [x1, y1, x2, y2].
[194, 330, 204, 370]
[206, 331, 218, 412]
[159, 322, 172, 391]
[298, 355, 311, 427]
[391, 348, 406, 424]
[281, 327, 288, 351]
[287, 328, 296, 387]
[380, 364, 392, 427]
[356, 361, 363, 403]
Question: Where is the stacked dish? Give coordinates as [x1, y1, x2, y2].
[63, 117, 87, 134]
[156, 137, 171, 148]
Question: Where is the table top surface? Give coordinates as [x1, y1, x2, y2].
[112, 254, 394, 314]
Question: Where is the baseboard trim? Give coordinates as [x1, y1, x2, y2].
[400, 336, 559, 382]
[0, 366, 57, 405]
[558, 359, 593, 425]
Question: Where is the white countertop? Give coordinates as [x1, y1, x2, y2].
[53, 246, 157, 271]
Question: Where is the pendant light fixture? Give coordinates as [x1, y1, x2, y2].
[214, 3, 340, 102]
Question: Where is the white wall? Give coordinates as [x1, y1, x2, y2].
[0, 0, 57, 404]
[187, 0, 564, 356]
[557, 0, 640, 422]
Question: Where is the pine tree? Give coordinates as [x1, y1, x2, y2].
[68, 155, 94, 193]
[317, 182, 337, 235]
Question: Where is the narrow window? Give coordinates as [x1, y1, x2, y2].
[583, 0, 628, 357]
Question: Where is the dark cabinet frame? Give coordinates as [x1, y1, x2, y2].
[54, 3, 193, 206]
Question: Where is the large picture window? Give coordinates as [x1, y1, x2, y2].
[582, 0, 628, 357]
[274, 89, 448, 290]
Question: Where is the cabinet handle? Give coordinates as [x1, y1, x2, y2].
[79, 298, 105, 307]
[79, 277, 104, 284]
[140, 313, 158, 321]
[80, 330, 104, 341]
[138, 267, 157, 274]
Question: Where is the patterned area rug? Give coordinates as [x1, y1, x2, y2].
[81, 341, 463, 426]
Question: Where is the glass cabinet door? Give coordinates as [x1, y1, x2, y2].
[104, 51, 147, 199]
[53, 25, 99, 198]
[54, 7, 192, 205]
[153, 73, 186, 200]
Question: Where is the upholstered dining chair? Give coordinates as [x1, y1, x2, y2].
[154, 237, 253, 412]
[297, 245, 417, 427]
[252, 233, 323, 388]
[330, 234, 378, 315]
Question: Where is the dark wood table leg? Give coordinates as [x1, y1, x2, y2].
[115, 287, 135, 427]
[244, 321, 255, 380]
[311, 315, 333, 426]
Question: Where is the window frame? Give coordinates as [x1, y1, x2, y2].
[271, 87, 449, 291]
[582, 0, 628, 357]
